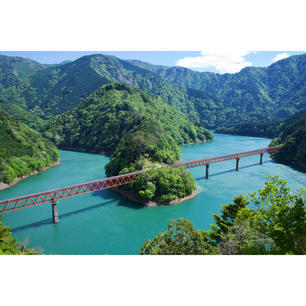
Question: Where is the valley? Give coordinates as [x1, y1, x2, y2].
[0, 52, 305, 255]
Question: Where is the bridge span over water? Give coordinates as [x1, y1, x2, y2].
[0, 146, 281, 223]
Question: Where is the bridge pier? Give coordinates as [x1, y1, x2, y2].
[236, 158, 239, 171]
[260, 153, 263, 165]
[52, 200, 59, 224]
[205, 164, 209, 179]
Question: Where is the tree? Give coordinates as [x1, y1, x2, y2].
[209, 195, 248, 244]
[0, 216, 39, 255]
[139, 218, 219, 255]
[244, 176, 306, 254]
[218, 219, 275, 255]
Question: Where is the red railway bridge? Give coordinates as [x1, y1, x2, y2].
[0, 146, 281, 223]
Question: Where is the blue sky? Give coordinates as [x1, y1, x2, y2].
[0, 51, 304, 74]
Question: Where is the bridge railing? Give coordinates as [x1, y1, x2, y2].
[0, 170, 146, 214]
[171, 145, 281, 169]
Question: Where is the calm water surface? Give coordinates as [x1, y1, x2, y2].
[1, 134, 305, 254]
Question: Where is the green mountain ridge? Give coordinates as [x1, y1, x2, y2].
[0, 55, 48, 93]
[45, 82, 213, 156]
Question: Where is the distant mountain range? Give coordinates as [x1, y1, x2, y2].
[1, 53, 305, 128]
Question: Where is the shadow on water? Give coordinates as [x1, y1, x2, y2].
[11, 198, 115, 233]
[92, 188, 144, 210]
[195, 160, 273, 181]
[12, 187, 145, 233]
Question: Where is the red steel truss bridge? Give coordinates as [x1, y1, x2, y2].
[0, 146, 281, 222]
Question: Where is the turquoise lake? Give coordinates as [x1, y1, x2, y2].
[1, 134, 305, 254]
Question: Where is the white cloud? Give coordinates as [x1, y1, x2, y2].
[272, 52, 290, 63]
[176, 51, 252, 73]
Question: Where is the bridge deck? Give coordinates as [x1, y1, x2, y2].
[0, 146, 281, 214]
[172, 145, 281, 169]
[0, 170, 145, 214]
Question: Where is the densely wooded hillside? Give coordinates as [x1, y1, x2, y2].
[0, 98, 45, 130]
[0, 110, 59, 185]
[45, 82, 213, 155]
[269, 109, 306, 171]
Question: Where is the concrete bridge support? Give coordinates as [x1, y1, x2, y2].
[236, 158, 239, 171]
[205, 164, 209, 179]
[260, 153, 263, 165]
[52, 200, 59, 224]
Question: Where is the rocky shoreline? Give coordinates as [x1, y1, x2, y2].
[112, 188, 198, 207]
[0, 160, 60, 191]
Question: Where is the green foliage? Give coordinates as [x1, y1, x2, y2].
[0, 98, 45, 130]
[241, 176, 306, 254]
[0, 110, 59, 184]
[217, 176, 306, 254]
[209, 195, 249, 244]
[125, 166, 196, 203]
[139, 218, 219, 255]
[0, 216, 39, 255]
[215, 120, 284, 138]
[0, 54, 46, 93]
[269, 109, 306, 170]
[45, 82, 212, 156]
[140, 176, 306, 255]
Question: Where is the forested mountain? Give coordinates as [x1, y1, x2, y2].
[0, 55, 47, 93]
[45, 82, 212, 155]
[0, 110, 59, 185]
[270, 109, 306, 171]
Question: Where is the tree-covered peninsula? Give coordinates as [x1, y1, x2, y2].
[0, 110, 59, 187]
[45, 82, 213, 204]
